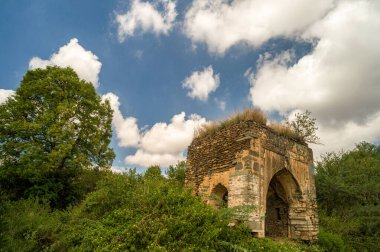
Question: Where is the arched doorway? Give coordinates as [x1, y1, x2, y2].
[265, 169, 301, 238]
[210, 183, 228, 208]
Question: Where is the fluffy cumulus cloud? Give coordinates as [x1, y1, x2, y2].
[116, 0, 177, 42]
[312, 112, 380, 158]
[126, 112, 206, 167]
[182, 65, 220, 101]
[29, 38, 102, 88]
[0, 89, 15, 104]
[111, 166, 125, 174]
[248, 0, 380, 157]
[184, 0, 334, 54]
[103, 92, 206, 167]
[125, 150, 185, 168]
[102, 93, 140, 147]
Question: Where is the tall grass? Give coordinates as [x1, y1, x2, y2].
[195, 108, 267, 138]
[195, 108, 306, 143]
[268, 122, 304, 142]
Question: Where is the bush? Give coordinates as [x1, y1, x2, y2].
[1, 170, 322, 251]
[316, 142, 380, 251]
[0, 199, 63, 252]
[318, 230, 346, 252]
[166, 161, 186, 185]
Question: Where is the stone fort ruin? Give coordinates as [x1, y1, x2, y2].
[186, 119, 318, 241]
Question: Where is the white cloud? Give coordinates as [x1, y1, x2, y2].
[111, 166, 125, 174]
[102, 93, 140, 147]
[184, 0, 334, 54]
[125, 150, 185, 167]
[249, 0, 380, 157]
[312, 112, 380, 158]
[102, 92, 206, 167]
[0, 89, 15, 104]
[116, 0, 177, 42]
[140, 112, 205, 154]
[182, 65, 220, 101]
[29, 38, 102, 88]
[126, 112, 206, 167]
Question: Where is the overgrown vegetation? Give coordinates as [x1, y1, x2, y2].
[2, 148, 378, 251]
[268, 122, 303, 142]
[316, 142, 380, 251]
[195, 108, 319, 145]
[0, 164, 320, 251]
[195, 108, 267, 138]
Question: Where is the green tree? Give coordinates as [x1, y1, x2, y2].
[316, 142, 380, 214]
[166, 161, 186, 185]
[144, 165, 163, 180]
[0, 67, 115, 208]
[316, 142, 380, 251]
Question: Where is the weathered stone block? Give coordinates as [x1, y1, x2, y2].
[186, 120, 318, 242]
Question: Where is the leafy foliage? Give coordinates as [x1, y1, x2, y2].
[0, 167, 320, 251]
[316, 142, 380, 214]
[0, 199, 63, 251]
[317, 229, 345, 252]
[166, 160, 186, 185]
[316, 142, 380, 251]
[0, 67, 115, 208]
[144, 165, 163, 180]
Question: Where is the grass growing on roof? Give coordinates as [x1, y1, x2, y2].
[195, 108, 313, 144]
[195, 108, 267, 138]
[268, 122, 304, 142]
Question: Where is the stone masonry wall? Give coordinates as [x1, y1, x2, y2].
[186, 120, 318, 241]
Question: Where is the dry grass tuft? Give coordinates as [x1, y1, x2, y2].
[194, 108, 307, 143]
[269, 122, 303, 142]
[224, 108, 267, 126]
[194, 121, 220, 138]
[195, 108, 267, 138]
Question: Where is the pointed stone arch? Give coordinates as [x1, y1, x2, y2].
[265, 169, 302, 238]
[265, 168, 303, 203]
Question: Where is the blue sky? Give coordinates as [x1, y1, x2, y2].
[1, 0, 379, 171]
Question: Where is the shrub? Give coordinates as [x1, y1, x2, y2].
[316, 142, 380, 251]
[0, 199, 63, 251]
[318, 230, 346, 252]
[1, 170, 322, 251]
[166, 161, 186, 185]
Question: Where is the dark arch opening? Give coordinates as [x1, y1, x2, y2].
[265, 169, 301, 238]
[210, 183, 228, 208]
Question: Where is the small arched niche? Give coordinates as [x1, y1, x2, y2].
[210, 183, 228, 208]
[265, 169, 301, 238]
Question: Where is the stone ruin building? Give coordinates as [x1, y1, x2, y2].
[185, 120, 318, 242]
